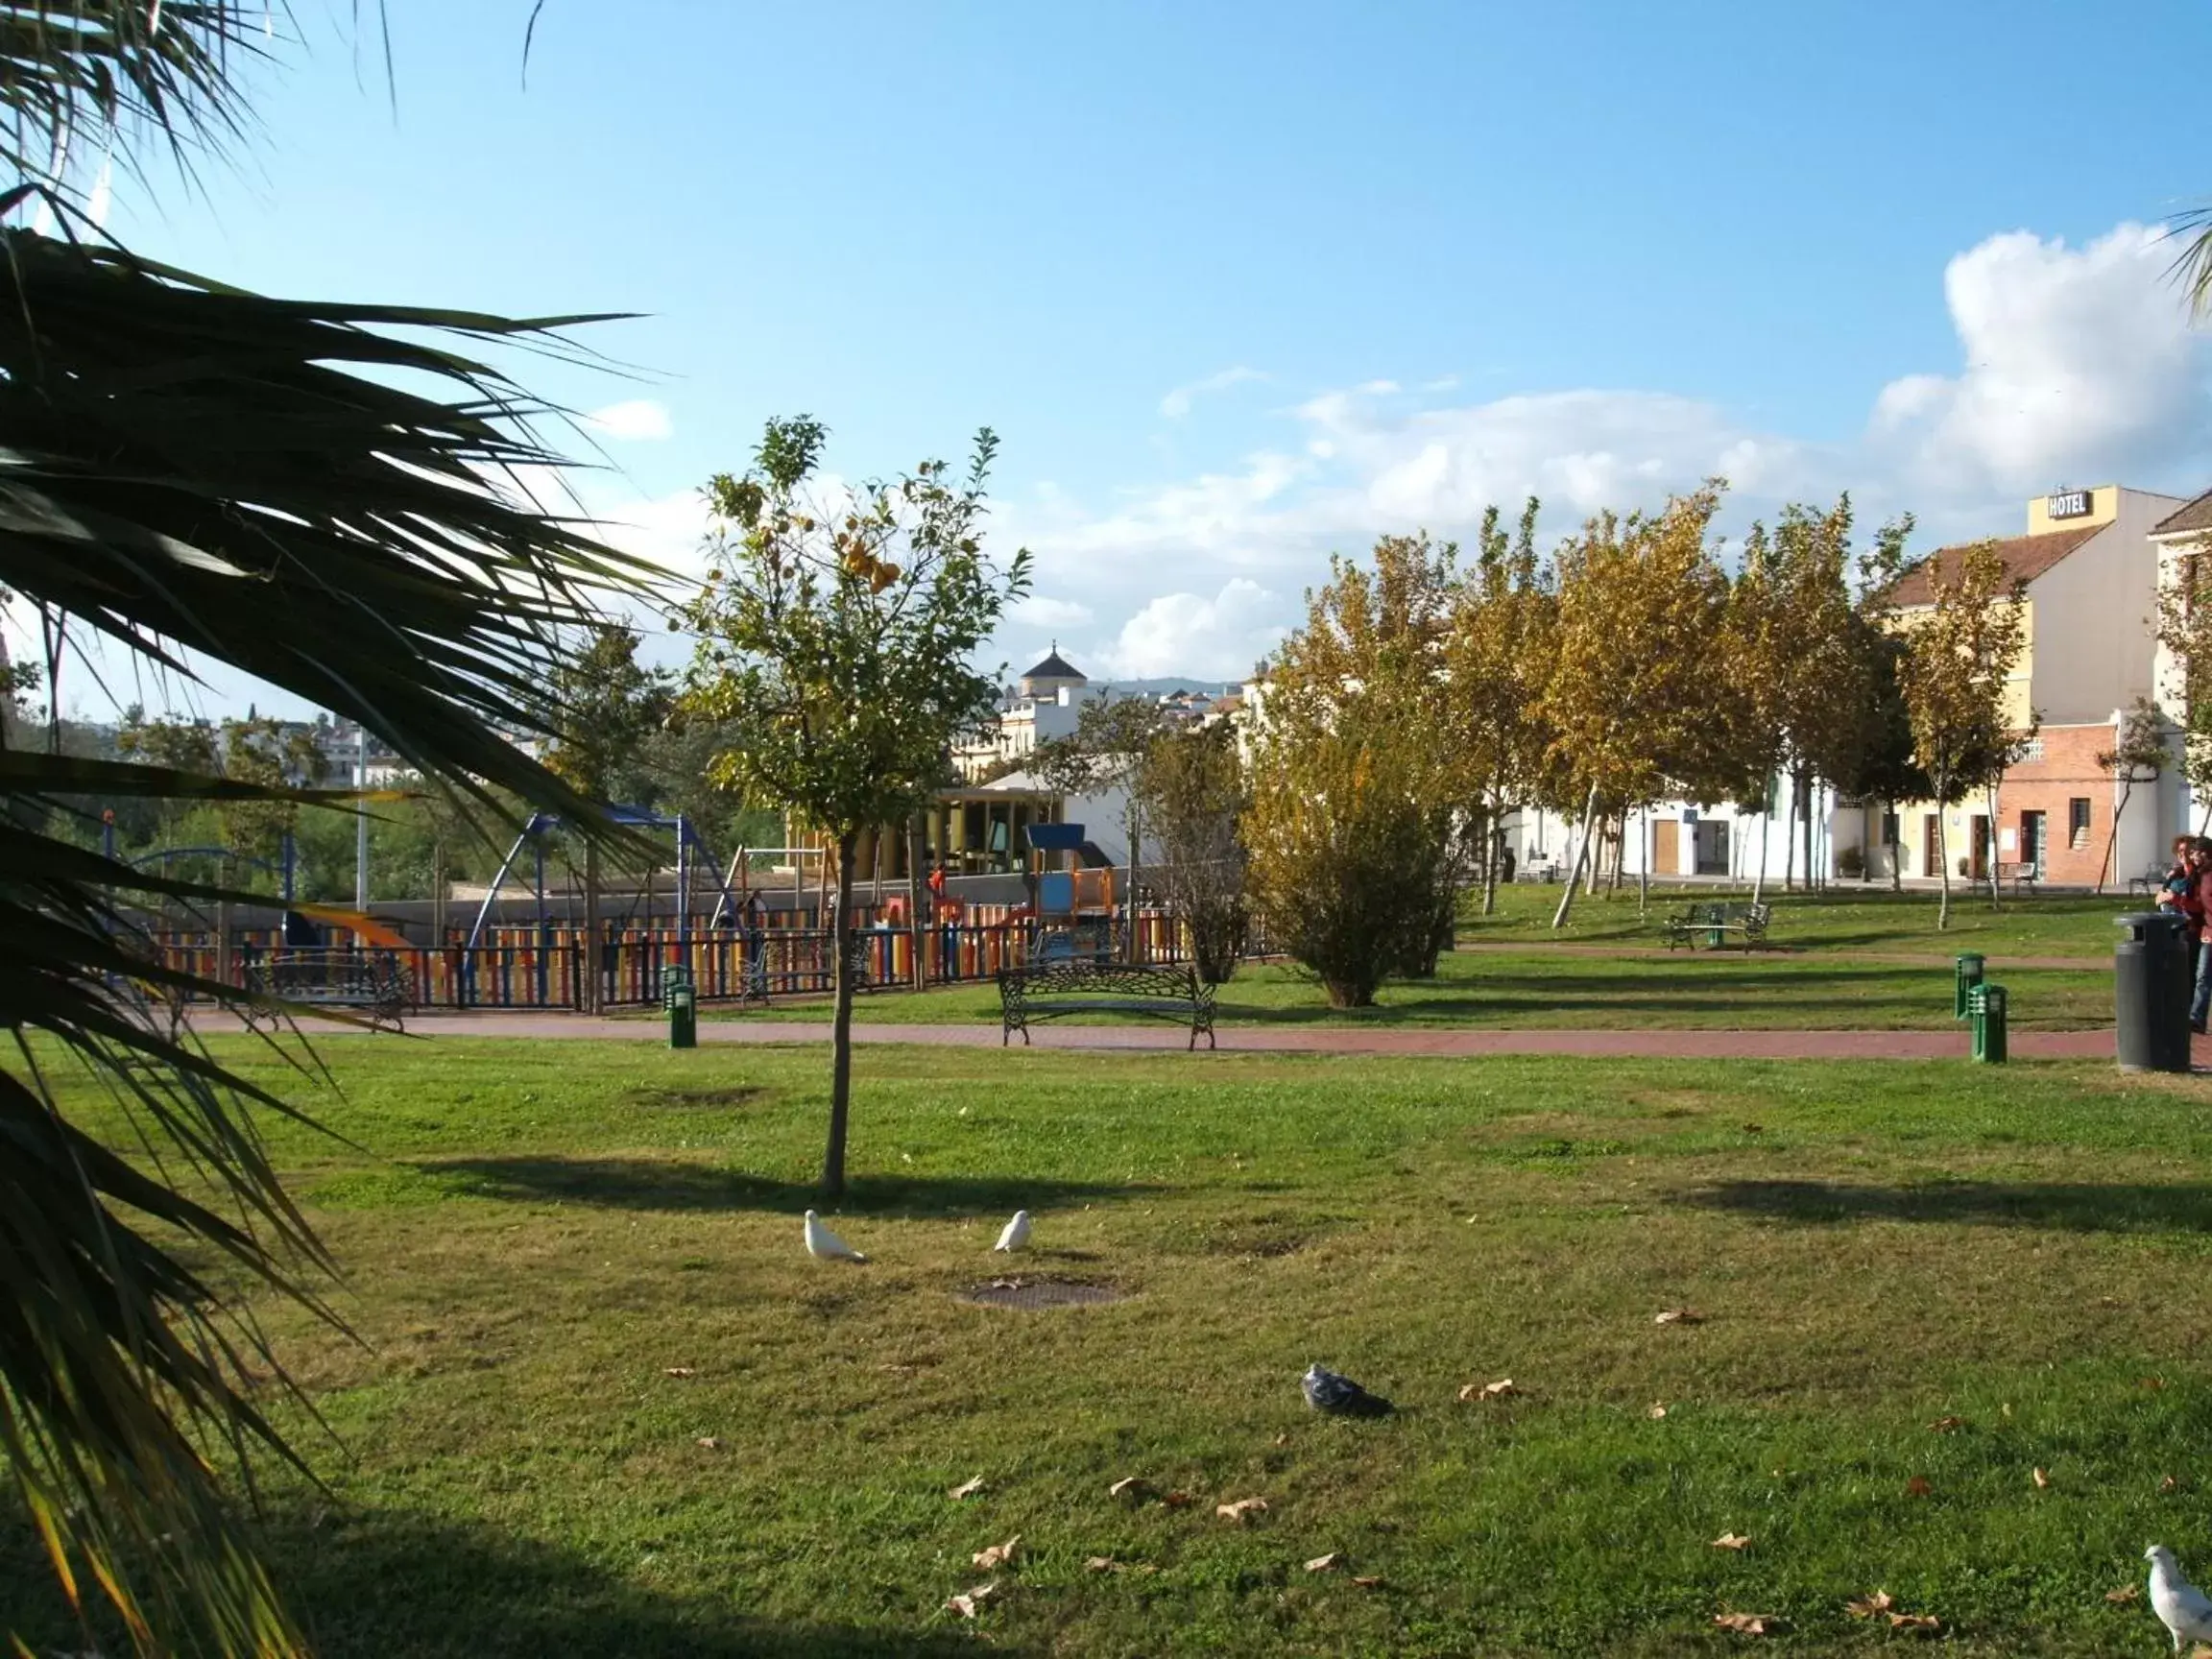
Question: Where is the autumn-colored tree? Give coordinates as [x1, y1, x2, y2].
[1242, 533, 1461, 1002]
[1134, 722, 1250, 982]
[1443, 499, 1557, 916]
[1034, 691, 1169, 959]
[681, 417, 1029, 1198]
[1887, 541, 2032, 929]
[2096, 697, 2172, 893]
[1541, 484, 1734, 924]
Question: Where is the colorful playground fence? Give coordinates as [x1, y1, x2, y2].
[141, 909, 1208, 1014]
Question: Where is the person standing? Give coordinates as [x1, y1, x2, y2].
[2182, 839, 2212, 1035]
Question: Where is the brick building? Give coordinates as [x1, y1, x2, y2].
[1884, 484, 2189, 887]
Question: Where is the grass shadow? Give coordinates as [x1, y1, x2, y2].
[416, 1156, 1154, 1216]
[2, 1503, 1017, 1658]
[1674, 1177, 2212, 1235]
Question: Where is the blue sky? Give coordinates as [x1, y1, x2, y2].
[77, 0, 2212, 706]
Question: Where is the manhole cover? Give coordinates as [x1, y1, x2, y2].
[955, 1277, 1126, 1310]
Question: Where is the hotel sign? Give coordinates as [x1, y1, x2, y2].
[2046, 489, 2092, 520]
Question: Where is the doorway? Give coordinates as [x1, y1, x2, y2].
[1969, 815, 1990, 881]
[1695, 819, 1730, 876]
[1651, 818, 1680, 876]
[2019, 810, 2047, 877]
[1922, 814, 1940, 878]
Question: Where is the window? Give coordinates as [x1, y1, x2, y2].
[2017, 737, 2045, 763]
[2069, 797, 2092, 850]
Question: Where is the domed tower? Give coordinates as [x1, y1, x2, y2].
[1018, 643, 1087, 701]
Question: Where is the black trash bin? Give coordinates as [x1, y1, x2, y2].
[2115, 911, 2191, 1073]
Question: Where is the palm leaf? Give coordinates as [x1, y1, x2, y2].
[2171, 204, 2212, 321]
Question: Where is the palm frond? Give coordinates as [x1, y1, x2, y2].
[2171, 204, 2212, 322]
[0, 226, 667, 1651]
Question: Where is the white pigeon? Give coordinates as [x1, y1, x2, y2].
[803, 1209, 866, 1262]
[993, 1211, 1032, 1253]
[2147, 1545, 2212, 1651]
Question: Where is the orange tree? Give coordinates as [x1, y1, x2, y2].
[680, 417, 1029, 1197]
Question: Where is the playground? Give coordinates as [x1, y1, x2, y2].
[5, 1034, 2207, 1655]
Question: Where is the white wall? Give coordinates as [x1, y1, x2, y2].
[2030, 488, 2184, 725]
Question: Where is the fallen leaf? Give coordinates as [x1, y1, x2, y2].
[1653, 1308, 1704, 1326]
[1711, 1532, 1751, 1551]
[2032, 1467, 2050, 1489]
[944, 1581, 998, 1620]
[1713, 1611, 1773, 1634]
[1273, 1432, 1289, 1447]
[2000, 1402, 2013, 1419]
[1887, 1612, 1940, 1632]
[1846, 1592, 1896, 1619]
[972, 1534, 1021, 1572]
[662, 1365, 696, 1379]
[1928, 1415, 1965, 1432]
[694, 1436, 722, 1451]
[2106, 1584, 2140, 1604]
[1162, 1490, 1194, 1509]
[1215, 1496, 1268, 1525]
[1351, 1574, 1384, 1589]
[1647, 1402, 1669, 1420]
[2163, 1474, 2181, 1494]
[2143, 1376, 2168, 1391]
[1108, 1477, 1149, 1503]
[1742, 1122, 1766, 1134]
[948, 1476, 986, 1501]
[1085, 1556, 1121, 1574]
[1459, 1378, 1520, 1402]
[1904, 1476, 1933, 1498]
[1304, 1552, 1342, 1574]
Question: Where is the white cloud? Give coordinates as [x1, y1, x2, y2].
[1864, 222, 2207, 496]
[1011, 594, 1094, 630]
[1099, 579, 1286, 682]
[1011, 218, 2212, 685]
[585, 398, 675, 442]
[1159, 366, 1267, 420]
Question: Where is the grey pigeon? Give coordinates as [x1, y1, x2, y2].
[1302, 1363, 1393, 1417]
[2148, 1545, 2212, 1651]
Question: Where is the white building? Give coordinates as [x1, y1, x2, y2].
[954, 646, 1104, 779]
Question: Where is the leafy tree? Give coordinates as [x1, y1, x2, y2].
[1133, 721, 1249, 982]
[2096, 697, 2171, 893]
[1243, 533, 1460, 1003]
[1887, 541, 2032, 929]
[0, 9, 656, 1651]
[541, 624, 675, 806]
[1827, 614, 1931, 891]
[1443, 499, 1556, 916]
[1541, 485, 1734, 923]
[680, 417, 1029, 1198]
[1034, 691, 1168, 957]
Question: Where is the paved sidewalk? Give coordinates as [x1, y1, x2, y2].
[214, 1010, 2127, 1062]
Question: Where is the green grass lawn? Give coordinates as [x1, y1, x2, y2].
[717, 946, 2117, 1031]
[1457, 880, 2146, 958]
[9, 1037, 2212, 1654]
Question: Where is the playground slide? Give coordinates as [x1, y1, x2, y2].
[292, 904, 414, 951]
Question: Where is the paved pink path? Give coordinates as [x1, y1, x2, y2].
[215, 1010, 2127, 1061]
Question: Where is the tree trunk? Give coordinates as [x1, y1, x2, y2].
[1782, 777, 1796, 894]
[1637, 804, 1650, 915]
[1606, 812, 1624, 896]
[1124, 803, 1142, 964]
[583, 838, 602, 1015]
[1887, 800, 1902, 891]
[1799, 768, 1816, 892]
[1752, 797, 1769, 905]
[1480, 795, 1501, 917]
[906, 815, 928, 986]
[823, 830, 859, 1201]
[1551, 784, 1600, 929]
[1934, 777, 1952, 930]
[2098, 781, 2132, 896]
[1984, 781, 2003, 912]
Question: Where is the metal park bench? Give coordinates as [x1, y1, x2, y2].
[1661, 901, 1772, 952]
[1993, 861, 2039, 896]
[243, 949, 410, 1032]
[997, 960, 1216, 1049]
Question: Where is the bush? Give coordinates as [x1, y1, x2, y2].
[1838, 845, 1865, 879]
